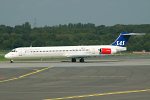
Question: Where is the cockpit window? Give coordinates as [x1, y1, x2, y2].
[11, 49, 17, 52]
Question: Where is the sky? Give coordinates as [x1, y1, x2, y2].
[0, 0, 150, 27]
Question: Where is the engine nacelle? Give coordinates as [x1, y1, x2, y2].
[100, 48, 117, 54]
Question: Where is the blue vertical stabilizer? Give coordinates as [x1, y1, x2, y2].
[111, 32, 145, 47]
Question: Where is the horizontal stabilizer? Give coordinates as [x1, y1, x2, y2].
[121, 33, 146, 35]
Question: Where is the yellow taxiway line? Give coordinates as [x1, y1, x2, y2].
[0, 66, 53, 83]
[43, 89, 150, 100]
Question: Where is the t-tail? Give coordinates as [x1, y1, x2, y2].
[111, 32, 145, 47]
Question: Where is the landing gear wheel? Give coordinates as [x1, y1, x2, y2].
[10, 60, 14, 63]
[72, 58, 76, 62]
[80, 58, 84, 62]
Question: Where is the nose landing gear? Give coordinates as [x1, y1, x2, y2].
[10, 60, 14, 63]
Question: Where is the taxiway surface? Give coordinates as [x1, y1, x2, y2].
[0, 55, 150, 100]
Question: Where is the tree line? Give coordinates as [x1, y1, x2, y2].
[0, 22, 150, 51]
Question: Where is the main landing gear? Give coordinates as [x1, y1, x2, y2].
[71, 58, 84, 62]
[72, 58, 76, 62]
[79, 58, 84, 62]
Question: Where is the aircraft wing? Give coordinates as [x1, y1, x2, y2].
[66, 55, 99, 58]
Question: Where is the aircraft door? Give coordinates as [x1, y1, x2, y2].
[19, 49, 22, 56]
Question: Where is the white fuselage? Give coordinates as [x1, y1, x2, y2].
[5, 45, 126, 60]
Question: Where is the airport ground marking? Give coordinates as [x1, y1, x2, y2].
[0, 78, 5, 79]
[79, 76, 126, 78]
[28, 76, 126, 79]
[0, 76, 125, 80]
[0, 66, 53, 83]
[43, 89, 150, 100]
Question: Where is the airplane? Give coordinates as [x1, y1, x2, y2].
[5, 32, 145, 63]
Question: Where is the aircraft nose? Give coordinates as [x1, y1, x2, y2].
[5, 53, 13, 59]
